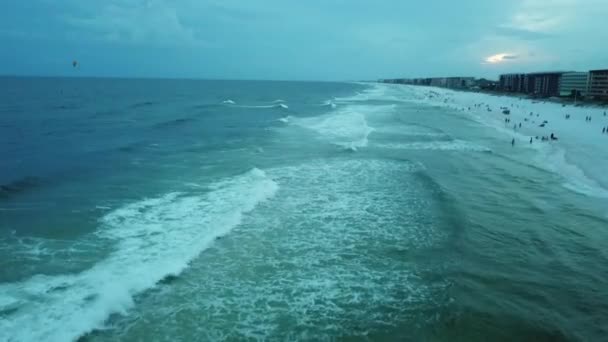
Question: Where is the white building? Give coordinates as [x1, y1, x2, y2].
[559, 72, 589, 97]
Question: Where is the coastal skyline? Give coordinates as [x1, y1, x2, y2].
[1, 0, 607, 81]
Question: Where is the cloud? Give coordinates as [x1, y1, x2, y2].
[64, 1, 203, 46]
[1, 0, 608, 80]
[494, 26, 554, 40]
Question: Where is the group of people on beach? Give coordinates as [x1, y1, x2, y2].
[515, 133, 558, 146]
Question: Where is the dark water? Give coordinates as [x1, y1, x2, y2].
[1, 77, 608, 341]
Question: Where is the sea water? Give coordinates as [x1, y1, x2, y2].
[1, 78, 608, 341]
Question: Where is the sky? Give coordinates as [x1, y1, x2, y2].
[1, 0, 607, 81]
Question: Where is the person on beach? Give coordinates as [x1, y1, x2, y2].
[511, 138, 515, 146]
[519, 123, 522, 128]
[530, 137, 533, 144]
[603, 127, 606, 134]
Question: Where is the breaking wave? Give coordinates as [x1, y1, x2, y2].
[289, 106, 376, 150]
[0, 168, 278, 342]
[376, 140, 491, 152]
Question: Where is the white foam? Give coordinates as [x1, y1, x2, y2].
[540, 147, 608, 198]
[321, 100, 337, 109]
[0, 168, 278, 342]
[335, 83, 418, 104]
[289, 105, 379, 149]
[221, 99, 235, 105]
[374, 125, 447, 138]
[143, 159, 444, 340]
[376, 140, 491, 152]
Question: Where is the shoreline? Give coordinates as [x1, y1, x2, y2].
[380, 83, 608, 109]
[395, 83, 608, 198]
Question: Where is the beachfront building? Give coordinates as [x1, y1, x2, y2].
[473, 78, 498, 91]
[559, 72, 589, 97]
[523, 74, 536, 94]
[526, 71, 564, 97]
[446, 77, 475, 89]
[412, 78, 432, 86]
[588, 69, 608, 100]
[430, 78, 447, 88]
[381, 78, 409, 84]
[499, 73, 526, 92]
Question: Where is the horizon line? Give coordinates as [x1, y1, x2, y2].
[0, 74, 373, 83]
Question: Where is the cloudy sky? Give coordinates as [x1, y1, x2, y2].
[1, 0, 606, 80]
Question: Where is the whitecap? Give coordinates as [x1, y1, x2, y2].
[376, 140, 491, 152]
[321, 100, 337, 109]
[0, 168, 279, 342]
[290, 106, 377, 150]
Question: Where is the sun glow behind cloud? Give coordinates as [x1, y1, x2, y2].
[485, 53, 518, 64]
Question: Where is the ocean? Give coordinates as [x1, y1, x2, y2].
[1, 77, 608, 341]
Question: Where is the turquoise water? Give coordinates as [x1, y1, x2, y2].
[1, 78, 608, 341]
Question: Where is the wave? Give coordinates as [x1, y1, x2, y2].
[541, 148, 608, 199]
[0, 176, 43, 199]
[236, 104, 288, 109]
[50, 103, 81, 111]
[227, 104, 289, 110]
[374, 124, 447, 138]
[152, 117, 196, 129]
[334, 84, 408, 103]
[222, 100, 288, 109]
[376, 140, 491, 153]
[116, 140, 151, 154]
[278, 116, 292, 123]
[129, 101, 155, 109]
[289, 106, 376, 150]
[0, 168, 278, 342]
[321, 100, 337, 109]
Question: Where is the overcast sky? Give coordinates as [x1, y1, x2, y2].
[1, 0, 606, 80]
